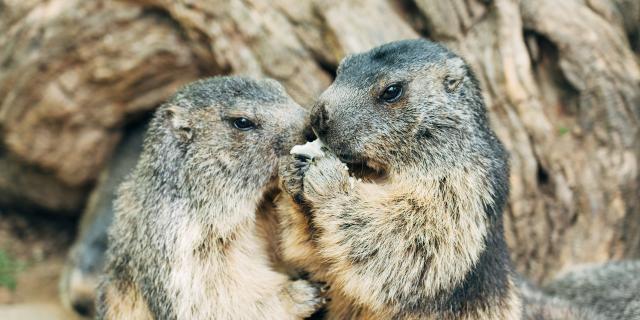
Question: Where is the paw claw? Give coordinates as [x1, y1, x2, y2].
[286, 279, 327, 317]
[293, 193, 306, 205]
[294, 154, 312, 162]
[294, 160, 309, 169]
[317, 282, 330, 293]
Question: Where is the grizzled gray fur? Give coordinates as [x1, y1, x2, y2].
[61, 122, 145, 318]
[278, 39, 520, 319]
[97, 76, 325, 320]
[278, 39, 639, 320]
[544, 260, 640, 319]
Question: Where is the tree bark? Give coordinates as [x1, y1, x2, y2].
[1, 0, 638, 282]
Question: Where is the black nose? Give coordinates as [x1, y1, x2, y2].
[311, 102, 329, 137]
[72, 298, 95, 317]
[303, 127, 316, 142]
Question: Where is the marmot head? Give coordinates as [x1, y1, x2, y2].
[311, 39, 496, 175]
[145, 76, 308, 196]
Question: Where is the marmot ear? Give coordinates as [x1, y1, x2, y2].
[444, 57, 466, 93]
[263, 78, 286, 92]
[164, 106, 193, 142]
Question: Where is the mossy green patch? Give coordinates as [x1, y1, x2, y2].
[558, 126, 570, 136]
[0, 250, 25, 291]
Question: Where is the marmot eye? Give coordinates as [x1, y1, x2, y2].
[232, 117, 256, 131]
[380, 84, 403, 103]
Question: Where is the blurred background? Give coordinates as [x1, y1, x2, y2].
[0, 0, 638, 318]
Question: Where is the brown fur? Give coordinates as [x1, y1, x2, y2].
[102, 283, 152, 320]
[278, 157, 521, 319]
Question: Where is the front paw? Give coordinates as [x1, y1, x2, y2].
[280, 155, 311, 204]
[303, 156, 351, 202]
[285, 279, 329, 318]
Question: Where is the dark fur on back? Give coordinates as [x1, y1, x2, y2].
[543, 261, 640, 319]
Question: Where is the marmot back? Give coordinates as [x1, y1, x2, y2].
[543, 260, 640, 319]
[60, 122, 145, 318]
[98, 76, 326, 320]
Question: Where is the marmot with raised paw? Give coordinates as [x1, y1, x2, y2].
[98, 76, 326, 320]
[279, 38, 635, 320]
[278, 39, 521, 319]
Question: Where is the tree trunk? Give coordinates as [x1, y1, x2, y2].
[1, 0, 638, 282]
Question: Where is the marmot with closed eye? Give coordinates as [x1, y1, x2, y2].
[97, 76, 326, 320]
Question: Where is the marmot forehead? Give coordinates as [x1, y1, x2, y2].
[336, 39, 458, 82]
[169, 76, 290, 110]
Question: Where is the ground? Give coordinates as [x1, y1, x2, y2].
[0, 210, 82, 320]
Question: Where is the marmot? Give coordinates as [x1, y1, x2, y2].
[279, 39, 637, 320]
[278, 39, 521, 319]
[97, 76, 326, 320]
[60, 122, 146, 318]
